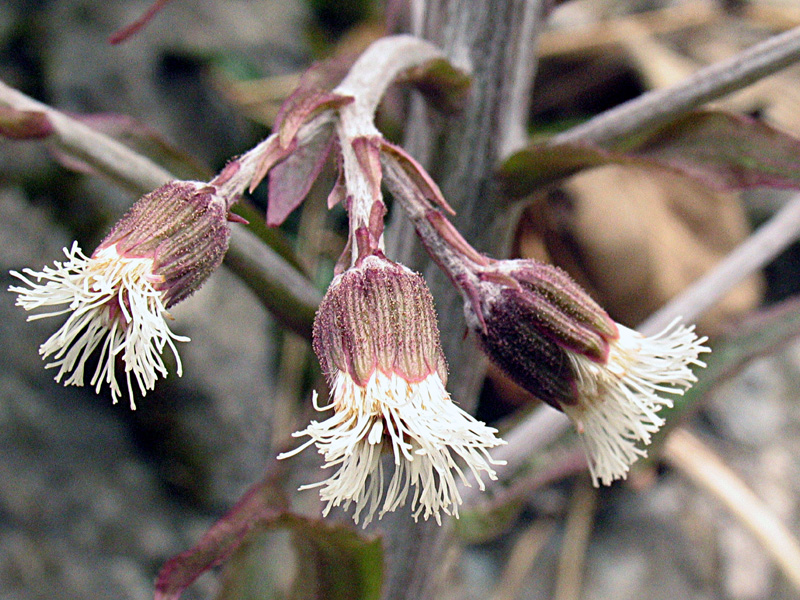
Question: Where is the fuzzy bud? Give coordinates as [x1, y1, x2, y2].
[98, 181, 231, 306]
[282, 253, 504, 526]
[466, 260, 617, 408]
[313, 254, 447, 388]
[461, 258, 708, 486]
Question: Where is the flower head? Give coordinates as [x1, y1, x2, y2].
[279, 254, 505, 526]
[9, 181, 231, 409]
[463, 259, 709, 486]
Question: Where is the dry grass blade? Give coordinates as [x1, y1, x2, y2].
[552, 480, 598, 600]
[540, 0, 719, 58]
[489, 520, 556, 600]
[664, 429, 800, 593]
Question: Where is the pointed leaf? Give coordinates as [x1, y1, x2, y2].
[351, 135, 383, 203]
[380, 140, 455, 214]
[501, 110, 800, 197]
[249, 134, 294, 193]
[267, 120, 336, 226]
[155, 463, 384, 600]
[275, 90, 352, 149]
[400, 57, 472, 114]
[218, 516, 383, 600]
[154, 471, 288, 600]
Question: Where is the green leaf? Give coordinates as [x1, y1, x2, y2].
[217, 517, 383, 600]
[500, 110, 800, 197]
[155, 470, 383, 600]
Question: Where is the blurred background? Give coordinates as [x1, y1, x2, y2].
[1, 0, 800, 599]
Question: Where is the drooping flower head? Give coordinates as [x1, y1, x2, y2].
[9, 181, 231, 409]
[462, 258, 709, 486]
[279, 254, 505, 526]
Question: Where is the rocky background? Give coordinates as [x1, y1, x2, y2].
[2, 1, 800, 600]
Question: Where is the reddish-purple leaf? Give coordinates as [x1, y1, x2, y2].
[267, 121, 335, 226]
[153, 463, 384, 600]
[0, 106, 54, 139]
[380, 140, 455, 214]
[218, 514, 384, 600]
[500, 110, 800, 197]
[108, 0, 172, 44]
[352, 135, 383, 203]
[327, 153, 347, 209]
[154, 472, 287, 600]
[249, 135, 295, 194]
[275, 90, 352, 149]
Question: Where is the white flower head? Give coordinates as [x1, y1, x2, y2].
[10, 242, 188, 408]
[8, 181, 231, 409]
[463, 259, 710, 487]
[565, 319, 709, 486]
[279, 255, 505, 526]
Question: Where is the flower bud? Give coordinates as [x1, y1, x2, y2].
[312, 255, 447, 388]
[280, 254, 505, 526]
[462, 259, 709, 486]
[99, 181, 231, 306]
[9, 180, 232, 409]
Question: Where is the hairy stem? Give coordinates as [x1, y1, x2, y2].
[332, 35, 444, 262]
[0, 78, 320, 339]
[381, 2, 547, 599]
[551, 24, 800, 146]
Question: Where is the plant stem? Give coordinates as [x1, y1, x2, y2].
[332, 35, 443, 262]
[551, 25, 800, 146]
[381, 2, 547, 599]
[0, 77, 320, 339]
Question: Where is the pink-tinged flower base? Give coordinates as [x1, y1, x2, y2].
[9, 241, 188, 409]
[564, 319, 709, 486]
[279, 369, 505, 527]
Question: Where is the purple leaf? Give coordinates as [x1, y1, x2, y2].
[108, 0, 173, 44]
[153, 465, 384, 600]
[154, 472, 287, 600]
[249, 135, 295, 194]
[352, 135, 383, 203]
[275, 90, 352, 149]
[0, 106, 54, 139]
[500, 110, 800, 197]
[219, 515, 384, 600]
[380, 140, 455, 214]
[267, 121, 335, 226]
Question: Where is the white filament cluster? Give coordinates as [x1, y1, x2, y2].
[9, 242, 188, 409]
[565, 319, 709, 486]
[279, 368, 505, 526]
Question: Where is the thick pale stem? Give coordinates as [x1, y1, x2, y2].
[332, 35, 443, 263]
[381, 3, 547, 600]
[551, 24, 800, 146]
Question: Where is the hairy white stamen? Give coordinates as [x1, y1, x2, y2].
[9, 242, 189, 409]
[565, 319, 709, 486]
[279, 369, 505, 527]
